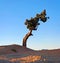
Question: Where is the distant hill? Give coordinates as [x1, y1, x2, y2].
[0, 44, 60, 63]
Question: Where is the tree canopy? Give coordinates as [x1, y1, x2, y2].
[25, 10, 49, 31]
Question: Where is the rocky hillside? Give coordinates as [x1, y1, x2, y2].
[0, 44, 60, 63]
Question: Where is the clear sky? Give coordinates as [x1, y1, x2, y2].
[0, 0, 60, 50]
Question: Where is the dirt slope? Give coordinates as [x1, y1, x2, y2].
[0, 44, 60, 63]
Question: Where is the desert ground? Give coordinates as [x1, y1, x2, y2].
[0, 44, 60, 63]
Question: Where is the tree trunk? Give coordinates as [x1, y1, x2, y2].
[22, 30, 32, 47]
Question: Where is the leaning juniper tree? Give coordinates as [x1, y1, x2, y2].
[23, 10, 49, 47]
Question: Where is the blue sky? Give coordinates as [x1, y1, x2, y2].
[0, 0, 60, 50]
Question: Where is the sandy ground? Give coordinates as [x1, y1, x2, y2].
[0, 44, 60, 63]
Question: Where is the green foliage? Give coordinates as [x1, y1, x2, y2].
[11, 49, 17, 52]
[25, 18, 40, 30]
[25, 10, 49, 30]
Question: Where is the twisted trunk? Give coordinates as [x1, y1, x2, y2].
[22, 30, 32, 47]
